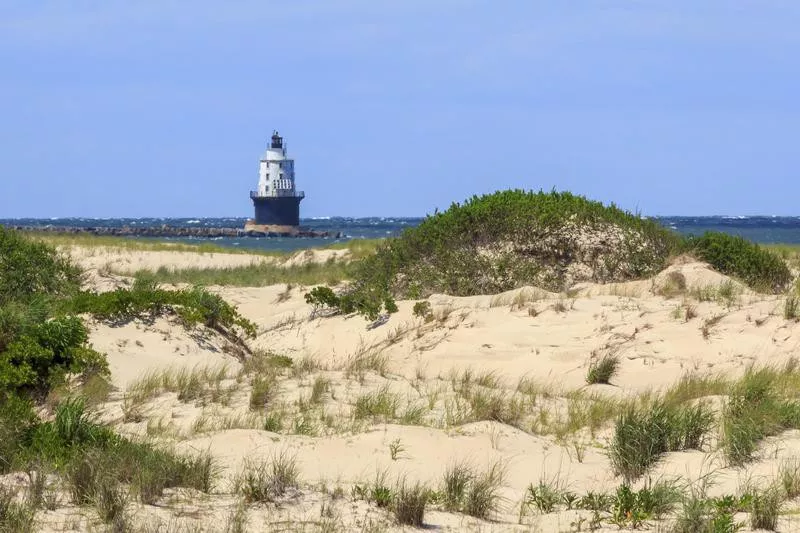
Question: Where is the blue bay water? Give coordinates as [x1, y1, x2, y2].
[2, 216, 800, 253]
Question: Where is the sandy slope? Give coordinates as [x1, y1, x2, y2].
[18, 247, 800, 531]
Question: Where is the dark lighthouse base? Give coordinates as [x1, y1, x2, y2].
[251, 195, 303, 226]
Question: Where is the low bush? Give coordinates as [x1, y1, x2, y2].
[412, 301, 433, 321]
[610, 481, 682, 528]
[304, 284, 398, 321]
[65, 280, 256, 340]
[0, 226, 81, 306]
[0, 314, 108, 398]
[304, 286, 339, 314]
[688, 232, 791, 293]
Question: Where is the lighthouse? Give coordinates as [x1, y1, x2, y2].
[248, 131, 305, 229]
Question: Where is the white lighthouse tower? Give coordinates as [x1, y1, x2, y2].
[249, 131, 305, 228]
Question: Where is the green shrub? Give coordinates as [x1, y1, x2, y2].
[0, 226, 81, 305]
[65, 285, 256, 340]
[526, 481, 563, 513]
[304, 284, 397, 321]
[688, 232, 791, 293]
[304, 286, 340, 311]
[0, 394, 38, 474]
[412, 301, 433, 321]
[0, 318, 108, 396]
[611, 481, 682, 528]
[0, 231, 113, 397]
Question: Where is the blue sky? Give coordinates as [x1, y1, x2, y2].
[1, 1, 798, 218]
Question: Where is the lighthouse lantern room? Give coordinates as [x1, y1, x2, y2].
[250, 131, 305, 227]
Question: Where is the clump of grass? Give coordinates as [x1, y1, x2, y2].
[659, 271, 687, 298]
[236, 451, 300, 503]
[662, 373, 729, 405]
[93, 476, 128, 525]
[388, 439, 405, 461]
[586, 352, 620, 385]
[464, 461, 506, 520]
[309, 376, 330, 405]
[132, 259, 354, 288]
[393, 480, 429, 527]
[353, 386, 399, 421]
[263, 411, 285, 433]
[242, 350, 293, 375]
[249, 374, 279, 410]
[125, 365, 231, 408]
[749, 485, 782, 531]
[700, 314, 724, 340]
[785, 293, 799, 320]
[465, 389, 524, 426]
[0, 485, 35, 533]
[576, 491, 613, 512]
[672, 492, 746, 533]
[608, 399, 714, 482]
[720, 366, 800, 466]
[442, 461, 473, 512]
[345, 349, 389, 379]
[780, 458, 800, 499]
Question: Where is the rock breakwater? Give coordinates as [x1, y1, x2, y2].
[5, 225, 341, 239]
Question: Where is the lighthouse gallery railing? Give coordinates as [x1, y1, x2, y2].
[250, 190, 305, 199]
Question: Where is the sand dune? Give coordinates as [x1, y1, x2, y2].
[21, 247, 800, 531]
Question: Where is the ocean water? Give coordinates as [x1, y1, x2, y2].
[2, 216, 800, 253]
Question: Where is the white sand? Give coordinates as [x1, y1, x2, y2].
[19, 247, 800, 531]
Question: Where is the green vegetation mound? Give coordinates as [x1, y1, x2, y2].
[307, 192, 794, 319]
[1, 228, 254, 399]
[688, 232, 791, 293]
[0, 225, 81, 305]
[353, 190, 681, 298]
[0, 227, 248, 530]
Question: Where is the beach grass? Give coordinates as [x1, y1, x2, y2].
[130, 260, 354, 287]
[30, 231, 385, 259]
[764, 244, 800, 269]
[26, 231, 283, 256]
